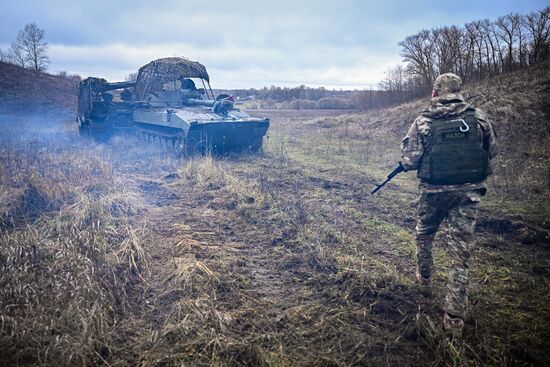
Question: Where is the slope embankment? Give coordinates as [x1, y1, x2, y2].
[0, 61, 78, 114]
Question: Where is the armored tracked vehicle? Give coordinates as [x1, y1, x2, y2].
[77, 57, 269, 153]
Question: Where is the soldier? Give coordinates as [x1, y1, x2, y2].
[400, 73, 497, 336]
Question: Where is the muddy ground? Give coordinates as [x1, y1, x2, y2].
[1, 109, 549, 366]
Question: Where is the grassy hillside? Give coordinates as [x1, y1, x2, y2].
[308, 61, 550, 224]
[0, 62, 549, 366]
[0, 61, 78, 113]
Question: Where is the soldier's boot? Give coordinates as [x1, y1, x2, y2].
[443, 312, 464, 338]
[416, 270, 432, 297]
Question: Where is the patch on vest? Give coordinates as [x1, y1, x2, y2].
[442, 131, 468, 141]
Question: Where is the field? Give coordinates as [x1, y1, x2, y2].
[1, 65, 550, 366]
[0, 101, 550, 366]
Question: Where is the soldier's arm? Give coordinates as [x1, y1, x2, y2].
[475, 109, 498, 159]
[400, 117, 424, 171]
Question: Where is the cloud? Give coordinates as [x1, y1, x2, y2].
[48, 42, 401, 89]
[2, 0, 548, 88]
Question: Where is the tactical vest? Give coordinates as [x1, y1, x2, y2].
[417, 108, 489, 185]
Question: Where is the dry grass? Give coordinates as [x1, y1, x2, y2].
[0, 129, 148, 366]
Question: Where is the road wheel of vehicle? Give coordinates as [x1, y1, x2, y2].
[78, 123, 90, 138]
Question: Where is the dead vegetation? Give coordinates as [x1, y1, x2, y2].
[1, 62, 549, 367]
[0, 61, 78, 114]
[0, 127, 147, 365]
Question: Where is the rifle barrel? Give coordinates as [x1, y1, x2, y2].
[370, 163, 405, 195]
[370, 185, 383, 194]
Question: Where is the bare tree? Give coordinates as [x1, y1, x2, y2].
[432, 26, 464, 76]
[393, 7, 547, 100]
[481, 19, 499, 74]
[399, 30, 437, 91]
[0, 48, 11, 63]
[9, 41, 27, 67]
[525, 6, 550, 63]
[511, 13, 527, 67]
[465, 21, 486, 79]
[126, 72, 138, 82]
[495, 14, 521, 71]
[490, 22, 506, 72]
[13, 22, 50, 71]
[379, 65, 407, 103]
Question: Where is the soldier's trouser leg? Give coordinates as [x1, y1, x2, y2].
[444, 191, 480, 319]
[416, 193, 446, 279]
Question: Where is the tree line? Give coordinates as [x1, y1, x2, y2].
[0, 22, 50, 72]
[217, 85, 358, 110]
[217, 85, 355, 102]
[230, 6, 550, 110]
[381, 6, 550, 101]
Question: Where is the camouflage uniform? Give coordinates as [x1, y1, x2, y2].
[401, 73, 497, 321]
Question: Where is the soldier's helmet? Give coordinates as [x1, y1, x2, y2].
[433, 73, 462, 96]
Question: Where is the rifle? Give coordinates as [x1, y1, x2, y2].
[371, 162, 406, 194]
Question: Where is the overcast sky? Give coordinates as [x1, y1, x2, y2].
[0, 0, 547, 89]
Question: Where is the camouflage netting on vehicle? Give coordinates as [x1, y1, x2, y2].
[134, 57, 210, 100]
